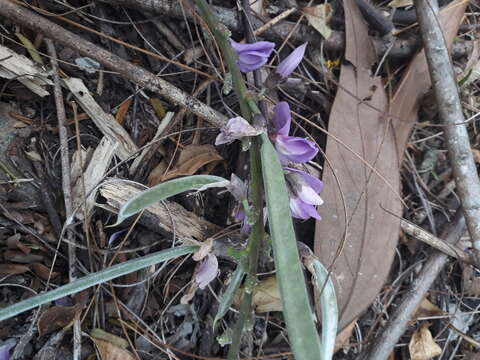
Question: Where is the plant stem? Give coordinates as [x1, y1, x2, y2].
[195, 1, 266, 357]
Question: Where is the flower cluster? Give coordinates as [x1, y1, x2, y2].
[215, 40, 323, 227]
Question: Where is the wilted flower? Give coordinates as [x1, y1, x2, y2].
[227, 174, 251, 233]
[230, 39, 275, 73]
[270, 102, 318, 164]
[195, 253, 218, 289]
[215, 117, 263, 146]
[285, 167, 323, 220]
[276, 43, 307, 79]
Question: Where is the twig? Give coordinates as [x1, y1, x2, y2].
[45, 39, 82, 360]
[0, 0, 227, 127]
[365, 209, 466, 360]
[400, 218, 473, 264]
[414, 0, 480, 264]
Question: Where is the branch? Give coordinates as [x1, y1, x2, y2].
[414, 0, 480, 264]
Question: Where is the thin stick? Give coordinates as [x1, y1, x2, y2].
[45, 39, 81, 360]
[0, 0, 227, 127]
[413, 0, 480, 264]
[365, 210, 466, 360]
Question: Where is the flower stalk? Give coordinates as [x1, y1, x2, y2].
[195, 1, 266, 357]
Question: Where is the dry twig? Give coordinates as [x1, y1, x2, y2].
[414, 0, 480, 264]
[365, 210, 466, 360]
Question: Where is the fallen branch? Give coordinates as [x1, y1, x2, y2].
[365, 210, 466, 360]
[0, 0, 227, 127]
[414, 0, 480, 264]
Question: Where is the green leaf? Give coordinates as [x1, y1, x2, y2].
[304, 251, 338, 360]
[115, 175, 227, 225]
[213, 263, 246, 329]
[0, 246, 197, 322]
[259, 133, 323, 359]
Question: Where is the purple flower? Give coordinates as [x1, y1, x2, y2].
[195, 254, 218, 289]
[285, 167, 323, 220]
[275, 43, 307, 79]
[0, 340, 16, 360]
[230, 39, 275, 73]
[215, 117, 263, 146]
[270, 102, 318, 164]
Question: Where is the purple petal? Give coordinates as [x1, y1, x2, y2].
[215, 132, 232, 146]
[230, 39, 275, 55]
[0, 340, 16, 360]
[272, 102, 291, 136]
[230, 39, 275, 73]
[196, 254, 218, 289]
[285, 168, 324, 193]
[289, 197, 321, 220]
[275, 43, 307, 78]
[274, 135, 318, 164]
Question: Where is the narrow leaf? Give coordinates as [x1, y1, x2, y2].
[115, 175, 227, 225]
[0, 246, 197, 322]
[259, 133, 322, 359]
[213, 264, 245, 330]
[305, 255, 338, 360]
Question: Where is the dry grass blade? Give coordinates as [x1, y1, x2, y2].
[314, 0, 401, 330]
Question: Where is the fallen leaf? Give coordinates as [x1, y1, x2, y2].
[334, 319, 356, 352]
[115, 98, 132, 125]
[315, 0, 400, 330]
[92, 339, 135, 360]
[303, 4, 333, 39]
[91, 330, 134, 360]
[414, 298, 444, 319]
[149, 144, 223, 184]
[37, 305, 81, 336]
[234, 276, 282, 313]
[0, 264, 30, 275]
[314, 0, 468, 330]
[388, 0, 413, 8]
[462, 265, 480, 297]
[30, 263, 59, 280]
[409, 324, 442, 360]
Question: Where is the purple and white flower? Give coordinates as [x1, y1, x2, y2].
[227, 174, 251, 234]
[195, 253, 218, 289]
[230, 39, 275, 73]
[0, 340, 16, 360]
[284, 167, 324, 220]
[276, 43, 307, 79]
[270, 102, 318, 164]
[215, 117, 263, 146]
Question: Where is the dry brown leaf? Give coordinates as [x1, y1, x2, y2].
[315, 0, 400, 330]
[334, 319, 356, 352]
[234, 276, 282, 313]
[462, 265, 480, 297]
[115, 98, 132, 125]
[387, 0, 413, 8]
[30, 263, 59, 280]
[315, 0, 468, 331]
[149, 144, 222, 184]
[409, 324, 442, 360]
[93, 338, 135, 360]
[303, 4, 333, 39]
[0, 263, 30, 275]
[414, 298, 444, 319]
[391, 0, 468, 157]
[37, 305, 81, 336]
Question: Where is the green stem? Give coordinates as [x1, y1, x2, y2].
[195, 1, 266, 358]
